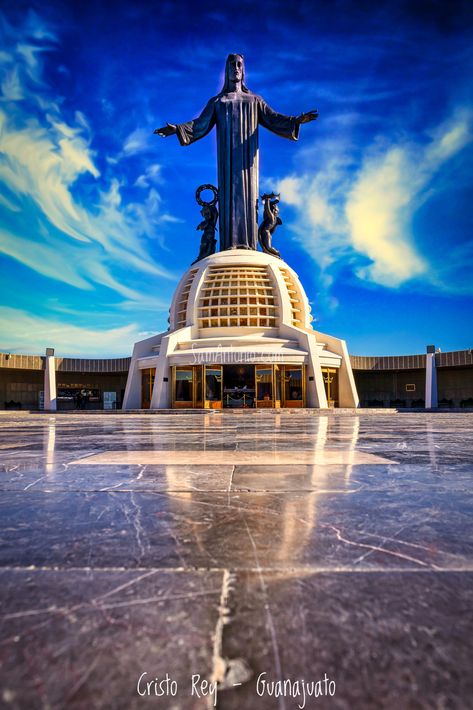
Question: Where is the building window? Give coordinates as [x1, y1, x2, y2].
[405, 384, 416, 392]
[279, 267, 310, 327]
[284, 367, 303, 402]
[197, 266, 278, 329]
[174, 269, 198, 328]
[175, 368, 193, 402]
[256, 367, 273, 405]
[322, 367, 339, 407]
[205, 366, 222, 402]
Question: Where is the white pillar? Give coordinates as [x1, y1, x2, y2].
[425, 348, 438, 409]
[122, 359, 142, 409]
[44, 355, 57, 411]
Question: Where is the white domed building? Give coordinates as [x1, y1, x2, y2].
[123, 248, 358, 409]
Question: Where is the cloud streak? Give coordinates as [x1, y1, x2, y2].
[277, 110, 472, 291]
[0, 306, 141, 357]
[0, 11, 177, 305]
[345, 146, 427, 286]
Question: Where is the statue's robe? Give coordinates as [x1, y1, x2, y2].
[176, 91, 299, 251]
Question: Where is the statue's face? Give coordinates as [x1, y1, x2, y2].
[228, 55, 243, 83]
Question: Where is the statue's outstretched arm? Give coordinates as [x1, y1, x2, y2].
[259, 99, 318, 140]
[154, 98, 217, 146]
[154, 123, 177, 137]
[296, 109, 319, 124]
[258, 99, 298, 140]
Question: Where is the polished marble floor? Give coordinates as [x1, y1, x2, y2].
[0, 411, 472, 709]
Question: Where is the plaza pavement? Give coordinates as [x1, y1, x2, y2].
[0, 410, 472, 709]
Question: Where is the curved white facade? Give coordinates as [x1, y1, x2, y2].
[123, 249, 359, 409]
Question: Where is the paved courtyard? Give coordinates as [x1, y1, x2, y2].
[0, 411, 472, 709]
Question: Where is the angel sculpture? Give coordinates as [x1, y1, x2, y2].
[192, 185, 219, 264]
[258, 193, 282, 258]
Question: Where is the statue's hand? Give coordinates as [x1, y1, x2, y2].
[297, 109, 319, 124]
[154, 123, 177, 137]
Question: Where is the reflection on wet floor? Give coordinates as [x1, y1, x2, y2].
[0, 411, 472, 709]
[72, 449, 394, 465]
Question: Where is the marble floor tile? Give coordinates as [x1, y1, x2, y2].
[71, 450, 395, 465]
[0, 568, 221, 710]
[0, 411, 472, 708]
[1, 487, 471, 571]
[0, 463, 234, 493]
[216, 570, 473, 709]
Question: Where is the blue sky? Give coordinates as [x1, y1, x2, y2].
[0, 0, 472, 357]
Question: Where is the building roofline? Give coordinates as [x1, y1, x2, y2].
[1, 349, 472, 372]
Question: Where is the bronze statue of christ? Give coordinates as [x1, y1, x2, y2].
[155, 54, 318, 251]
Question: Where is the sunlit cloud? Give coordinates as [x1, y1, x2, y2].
[346, 111, 471, 287]
[0, 11, 177, 305]
[0, 306, 142, 357]
[277, 110, 472, 291]
[346, 147, 427, 286]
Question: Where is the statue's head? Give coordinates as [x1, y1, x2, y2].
[221, 53, 249, 93]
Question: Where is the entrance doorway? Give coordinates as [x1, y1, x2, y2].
[204, 365, 223, 408]
[141, 368, 156, 409]
[223, 365, 255, 408]
[255, 365, 273, 408]
[170, 364, 306, 409]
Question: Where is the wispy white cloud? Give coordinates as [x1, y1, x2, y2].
[0, 225, 92, 290]
[116, 294, 170, 312]
[346, 110, 471, 286]
[276, 110, 472, 291]
[345, 146, 427, 286]
[272, 145, 354, 299]
[135, 163, 162, 188]
[122, 127, 153, 156]
[0, 11, 178, 305]
[0, 192, 20, 211]
[0, 306, 141, 357]
[1, 65, 23, 100]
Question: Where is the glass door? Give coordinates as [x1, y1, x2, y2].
[223, 365, 255, 408]
[274, 365, 282, 409]
[205, 365, 223, 408]
[194, 365, 203, 408]
[173, 366, 194, 408]
[282, 366, 304, 408]
[256, 366, 273, 408]
[141, 368, 156, 409]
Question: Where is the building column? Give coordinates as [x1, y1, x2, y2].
[44, 350, 57, 411]
[425, 345, 438, 409]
